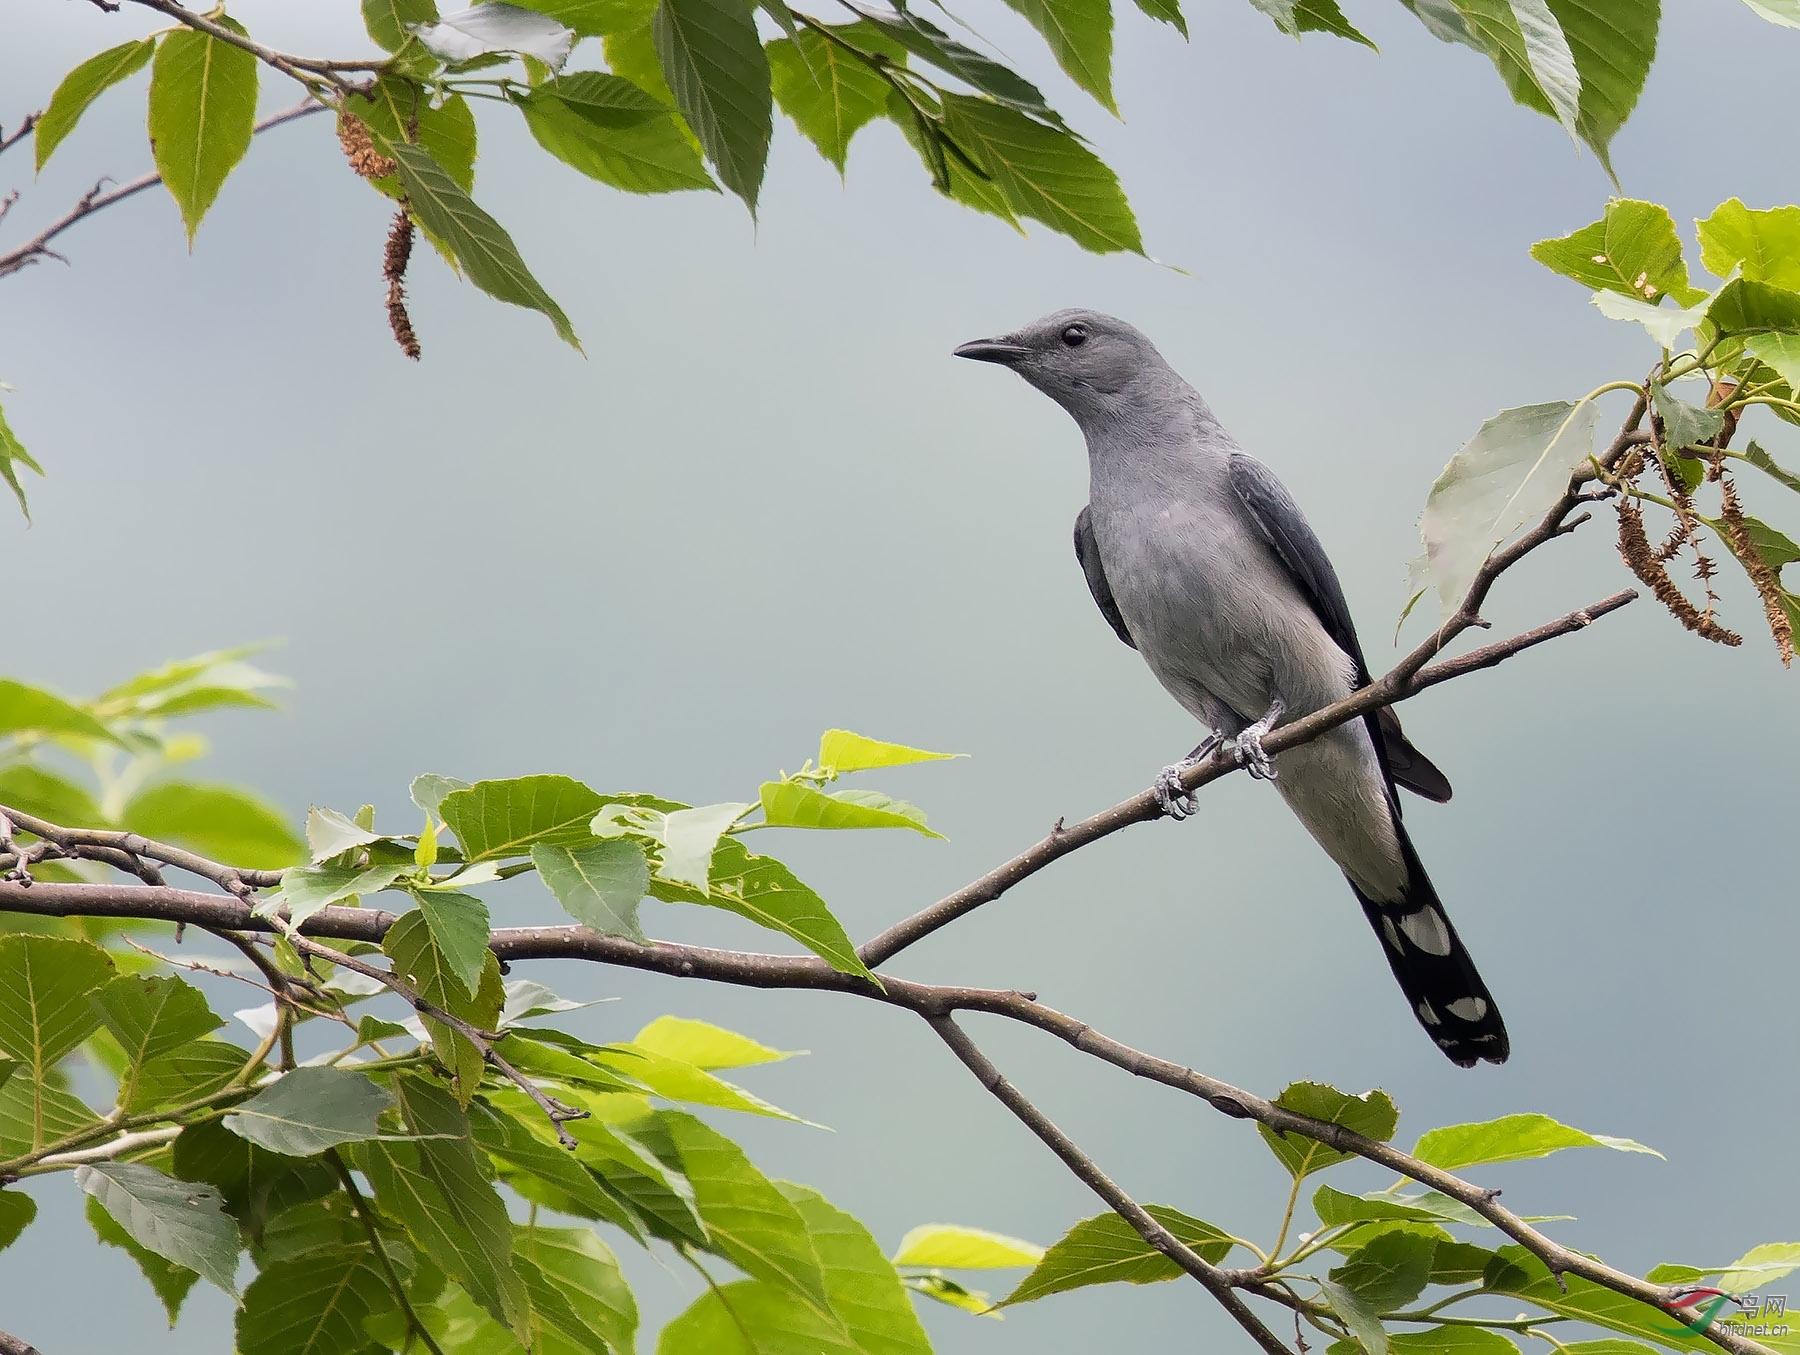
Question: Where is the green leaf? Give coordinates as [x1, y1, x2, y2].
[260, 862, 409, 926]
[1485, 1246, 1719, 1349]
[145, 19, 260, 242]
[411, 773, 471, 820]
[1736, 0, 1800, 24]
[1326, 1329, 1518, 1355]
[1722, 1242, 1800, 1293]
[364, 0, 442, 51]
[91, 645, 286, 720]
[652, 836, 874, 980]
[1001, 1206, 1232, 1304]
[495, 1030, 651, 1094]
[0, 766, 104, 827]
[1412, 1113, 1659, 1170]
[360, 1075, 532, 1336]
[653, 1109, 830, 1306]
[0, 1188, 34, 1251]
[658, 801, 754, 889]
[304, 805, 383, 862]
[222, 1066, 395, 1155]
[1296, 0, 1378, 45]
[632, 1015, 797, 1069]
[1651, 382, 1726, 460]
[893, 1223, 1043, 1268]
[170, 1116, 337, 1243]
[653, 0, 773, 210]
[1320, 1276, 1388, 1355]
[1416, 400, 1597, 623]
[520, 71, 716, 193]
[1328, 1229, 1433, 1313]
[516, 1224, 641, 1355]
[767, 28, 892, 173]
[90, 974, 224, 1090]
[1532, 200, 1703, 304]
[1746, 333, 1800, 395]
[1594, 288, 1713, 349]
[1706, 277, 1800, 341]
[0, 401, 44, 521]
[353, 76, 480, 205]
[1313, 1184, 1490, 1229]
[0, 680, 118, 743]
[1697, 199, 1800, 290]
[517, 0, 660, 34]
[600, 1042, 807, 1120]
[385, 140, 580, 348]
[470, 1101, 648, 1241]
[533, 838, 651, 941]
[122, 783, 304, 869]
[75, 1161, 240, 1294]
[558, 1109, 708, 1246]
[1429, 1239, 1502, 1284]
[0, 1074, 98, 1155]
[1129, 0, 1187, 32]
[849, 7, 1064, 125]
[125, 1039, 251, 1113]
[904, 1272, 997, 1315]
[441, 775, 609, 860]
[235, 1244, 397, 1355]
[760, 782, 943, 837]
[85, 1193, 200, 1325]
[1256, 1083, 1399, 1180]
[1546, 0, 1658, 181]
[383, 911, 506, 1103]
[996, 0, 1114, 111]
[0, 935, 116, 1083]
[416, 891, 494, 997]
[1449, 0, 1579, 144]
[34, 39, 156, 172]
[935, 95, 1141, 255]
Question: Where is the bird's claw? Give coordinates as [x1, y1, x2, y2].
[1154, 764, 1200, 820]
[1232, 699, 1286, 783]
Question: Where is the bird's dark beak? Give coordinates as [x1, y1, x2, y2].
[953, 336, 1031, 365]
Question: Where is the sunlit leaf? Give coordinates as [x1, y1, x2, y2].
[123, 783, 304, 870]
[893, 1223, 1044, 1268]
[35, 39, 156, 172]
[632, 1015, 798, 1069]
[146, 20, 259, 242]
[1002, 1206, 1232, 1304]
[1412, 1113, 1660, 1170]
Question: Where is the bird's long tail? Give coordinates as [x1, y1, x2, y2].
[1347, 813, 1509, 1067]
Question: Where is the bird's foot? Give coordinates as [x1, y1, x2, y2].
[1233, 699, 1286, 782]
[1152, 734, 1224, 820]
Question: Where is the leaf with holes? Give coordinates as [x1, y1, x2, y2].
[1533, 200, 1703, 304]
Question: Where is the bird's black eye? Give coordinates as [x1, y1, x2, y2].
[1061, 323, 1088, 347]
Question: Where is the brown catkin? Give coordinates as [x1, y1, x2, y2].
[1615, 498, 1743, 646]
[1716, 471, 1794, 666]
[384, 208, 420, 361]
[336, 113, 397, 181]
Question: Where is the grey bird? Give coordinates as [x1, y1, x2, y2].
[955, 309, 1508, 1067]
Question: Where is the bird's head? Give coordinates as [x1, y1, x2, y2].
[953, 309, 1173, 426]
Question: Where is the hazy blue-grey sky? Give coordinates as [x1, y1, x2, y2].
[3, 0, 1796, 1349]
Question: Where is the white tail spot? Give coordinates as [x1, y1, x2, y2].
[1381, 917, 1403, 952]
[1400, 908, 1453, 956]
[1416, 1000, 1440, 1026]
[1447, 996, 1488, 1022]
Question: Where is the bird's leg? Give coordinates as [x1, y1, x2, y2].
[1233, 697, 1286, 782]
[1153, 733, 1225, 820]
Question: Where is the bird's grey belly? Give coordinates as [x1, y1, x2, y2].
[1092, 497, 1408, 900]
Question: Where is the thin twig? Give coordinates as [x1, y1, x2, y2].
[123, 0, 383, 95]
[326, 1147, 449, 1355]
[0, 101, 323, 280]
[0, 115, 40, 160]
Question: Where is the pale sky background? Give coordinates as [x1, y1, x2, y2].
[2, 0, 1796, 1350]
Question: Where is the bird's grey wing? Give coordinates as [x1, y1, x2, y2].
[1227, 452, 1452, 801]
[1073, 506, 1137, 650]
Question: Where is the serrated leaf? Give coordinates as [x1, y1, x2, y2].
[125, 1039, 252, 1113]
[516, 1224, 640, 1355]
[1547, 0, 1657, 181]
[1256, 1083, 1398, 1180]
[520, 70, 715, 192]
[632, 1015, 797, 1069]
[170, 1117, 337, 1244]
[1721, 1242, 1800, 1294]
[365, 0, 442, 51]
[1321, 1276, 1388, 1355]
[599, 1042, 807, 1121]
[260, 862, 409, 925]
[767, 27, 893, 173]
[382, 911, 506, 1103]
[0, 1189, 34, 1252]
[1313, 1184, 1491, 1229]
[1532, 200, 1702, 304]
[1417, 400, 1597, 622]
[657, 801, 752, 890]
[385, 140, 579, 348]
[846, 4, 1063, 124]
[1485, 1245, 1719, 1349]
[0, 1074, 99, 1156]
[410, 1, 577, 68]
[471, 1101, 648, 1241]
[75, 1162, 240, 1295]
[1697, 199, 1800, 290]
[1328, 1229, 1433, 1313]
[222, 1066, 394, 1155]
[893, 1223, 1043, 1268]
[997, 0, 1114, 111]
[411, 773, 471, 819]
[532, 838, 651, 941]
[361, 1075, 532, 1336]
[85, 1193, 200, 1325]
[120, 782, 303, 870]
[1450, 0, 1579, 145]
[305, 805, 384, 862]
[653, 0, 772, 209]
[0, 402, 44, 521]
[416, 891, 493, 997]
[1001, 1206, 1232, 1304]
[938, 95, 1142, 255]
[439, 774, 607, 860]
[818, 729, 958, 772]
[760, 782, 942, 836]
[1412, 1113, 1659, 1170]
[1296, 0, 1378, 45]
[91, 974, 224, 1087]
[0, 680, 118, 743]
[235, 1244, 396, 1355]
[35, 39, 156, 172]
[0, 936, 116, 1087]
[146, 20, 259, 243]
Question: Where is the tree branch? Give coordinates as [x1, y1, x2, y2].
[0, 1330, 43, 1355]
[123, 0, 385, 95]
[0, 100, 323, 280]
[928, 1013, 1296, 1355]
